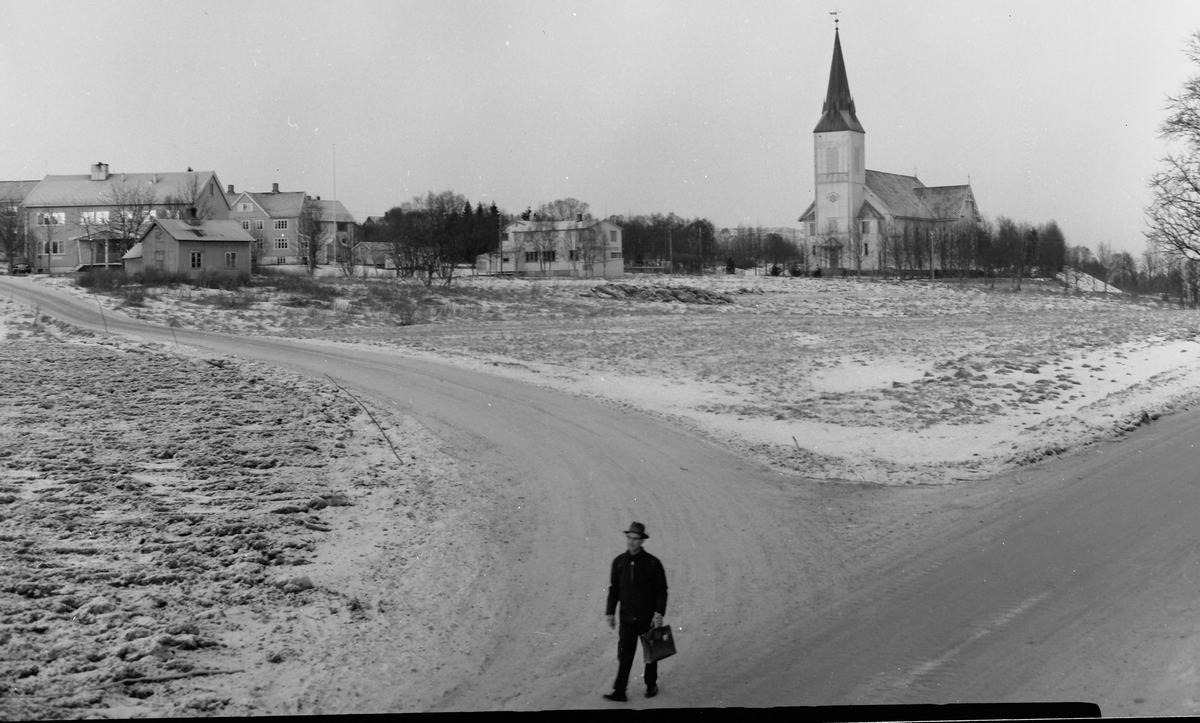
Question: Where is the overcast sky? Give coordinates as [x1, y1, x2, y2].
[2, 0, 1198, 255]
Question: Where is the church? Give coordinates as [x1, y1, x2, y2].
[798, 26, 982, 272]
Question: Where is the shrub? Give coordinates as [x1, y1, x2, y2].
[120, 288, 146, 307]
[75, 269, 128, 291]
[254, 270, 338, 302]
[196, 270, 251, 291]
[134, 268, 188, 288]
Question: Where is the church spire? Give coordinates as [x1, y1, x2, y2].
[814, 27, 865, 134]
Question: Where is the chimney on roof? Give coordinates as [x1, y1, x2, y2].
[227, 184, 234, 194]
[272, 183, 279, 193]
[90, 162, 109, 181]
[576, 213, 583, 222]
[185, 207, 200, 226]
[316, 196, 321, 201]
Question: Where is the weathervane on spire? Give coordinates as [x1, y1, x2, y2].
[829, 9, 839, 28]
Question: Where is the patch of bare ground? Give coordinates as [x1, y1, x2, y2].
[0, 308, 503, 718]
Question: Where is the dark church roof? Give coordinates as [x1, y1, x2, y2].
[813, 28, 865, 134]
[865, 170, 974, 222]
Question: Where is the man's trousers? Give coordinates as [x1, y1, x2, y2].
[614, 618, 657, 693]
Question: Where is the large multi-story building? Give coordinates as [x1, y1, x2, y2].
[20, 163, 231, 273]
[476, 216, 624, 278]
[226, 184, 359, 267]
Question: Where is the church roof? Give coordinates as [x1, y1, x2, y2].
[916, 185, 973, 219]
[813, 28, 865, 134]
[864, 170, 975, 222]
[865, 170, 929, 219]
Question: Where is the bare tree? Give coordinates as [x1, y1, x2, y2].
[1146, 32, 1200, 259]
[846, 219, 867, 278]
[576, 225, 606, 277]
[298, 197, 328, 276]
[0, 189, 28, 268]
[1095, 241, 1115, 288]
[163, 175, 215, 220]
[536, 198, 591, 222]
[34, 208, 63, 274]
[528, 220, 560, 275]
[106, 181, 158, 244]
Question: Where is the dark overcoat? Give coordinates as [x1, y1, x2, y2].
[605, 549, 668, 623]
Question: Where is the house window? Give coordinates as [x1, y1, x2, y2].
[255, 239, 264, 250]
[241, 203, 251, 212]
[610, 251, 622, 259]
[255, 220, 264, 230]
[544, 250, 556, 263]
[37, 240, 63, 255]
[274, 219, 288, 230]
[827, 219, 838, 234]
[865, 243, 870, 255]
[37, 212, 65, 226]
[337, 222, 347, 231]
[154, 249, 164, 270]
[276, 256, 286, 265]
[860, 220, 871, 234]
[501, 257, 510, 264]
[525, 251, 538, 263]
[569, 249, 578, 261]
[274, 238, 288, 249]
[609, 230, 617, 246]
[81, 210, 110, 224]
[190, 251, 203, 269]
[808, 222, 816, 236]
[225, 251, 237, 268]
[242, 220, 250, 229]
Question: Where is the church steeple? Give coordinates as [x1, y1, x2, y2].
[814, 27, 865, 134]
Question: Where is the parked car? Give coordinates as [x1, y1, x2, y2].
[8, 258, 30, 275]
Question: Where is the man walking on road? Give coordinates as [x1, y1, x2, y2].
[603, 521, 668, 702]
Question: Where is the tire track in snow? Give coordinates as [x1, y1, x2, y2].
[863, 590, 1051, 699]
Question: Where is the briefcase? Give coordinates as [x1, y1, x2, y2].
[640, 624, 677, 664]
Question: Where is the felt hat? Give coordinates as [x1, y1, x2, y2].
[625, 522, 649, 539]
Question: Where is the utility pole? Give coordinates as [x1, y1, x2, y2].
[930, 227, 935, 283]
[668, 228, 673, 276]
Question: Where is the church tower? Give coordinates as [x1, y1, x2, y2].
[813, 25, 865, 267]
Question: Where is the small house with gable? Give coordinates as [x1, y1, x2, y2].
[125, 217, 253, 279]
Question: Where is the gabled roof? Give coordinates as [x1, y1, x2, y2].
[315, 199, 355, 224]
[0, 180, 39, 204]
[813, 28, 865, 134]
[506, 218, 621, 233]
[918, 185, 974, 219]
[863, 171, 977, 223]
[865, 170, 930, 219]
[23, 171, 222, 208]
[137, 218, 255, 244]
[798, 200, 816, 223]
[247, 190, 306, 218]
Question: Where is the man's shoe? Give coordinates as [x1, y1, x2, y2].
[645, 685, 659, 698]
[603, 691, 627, 702]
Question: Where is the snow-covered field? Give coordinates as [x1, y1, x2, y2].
[30, 272, 1200, 485]
[0, 295, 502, 717]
